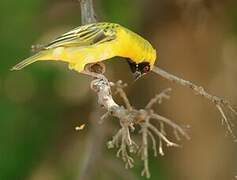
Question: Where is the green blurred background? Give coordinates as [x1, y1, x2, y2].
[1, 0, 237, 179]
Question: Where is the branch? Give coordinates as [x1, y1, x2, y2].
[78, 1, 104, 180]
[79, 0, 96, 25]
[152, 66, 237, 139]
[91, 76, 189, 178]
[78, 103, 106, 180]
[145, 88, 172, 109]
[112, 81, 133, 111]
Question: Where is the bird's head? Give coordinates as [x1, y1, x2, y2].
[126, 48, 156, 80]
[127, 60, 151, 80]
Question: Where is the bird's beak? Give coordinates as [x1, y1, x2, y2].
[133, 71, 142, 81]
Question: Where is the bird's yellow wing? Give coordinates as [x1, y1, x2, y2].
[45, 23, 117, 49]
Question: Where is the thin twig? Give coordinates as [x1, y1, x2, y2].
[147, 130, 158, 157]
[148, 123, 180, 147]
[146, 88, 172, 109]
[99, 112, 110, 124]
[158, 122, 165, 155]
[152, 66, 237, 138]
[151, 113, 190, 140]
[112, 80, 133, 111]
[216, 105, 236, 140]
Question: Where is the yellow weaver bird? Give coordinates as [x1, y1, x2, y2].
[11, 22, 157, 79]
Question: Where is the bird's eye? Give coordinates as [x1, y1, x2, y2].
[143, 65, 150, 73]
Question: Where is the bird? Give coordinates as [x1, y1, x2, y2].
[11, 22, 157, 79]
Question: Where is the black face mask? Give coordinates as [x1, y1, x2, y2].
[126, 59, 150, 80]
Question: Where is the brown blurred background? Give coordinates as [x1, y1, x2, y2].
[1, 0, 237, 179]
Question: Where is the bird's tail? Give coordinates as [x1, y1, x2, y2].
[11, 50, 50, 71]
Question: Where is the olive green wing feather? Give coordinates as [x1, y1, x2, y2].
[44, 23, 117, 49]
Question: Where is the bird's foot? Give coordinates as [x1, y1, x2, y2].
[82, 70, 105, 80]
[85, 62, 106, 74]
[82, 64, 109, 90]
[83, 63, 107, 80]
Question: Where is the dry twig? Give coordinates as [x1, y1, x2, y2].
[152, 66, 237, 140]
[91, 77, 189, 178]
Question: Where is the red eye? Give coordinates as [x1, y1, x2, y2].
[143, 65, 150, 73]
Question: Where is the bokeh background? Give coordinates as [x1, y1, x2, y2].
[1, 0, 237, 179]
